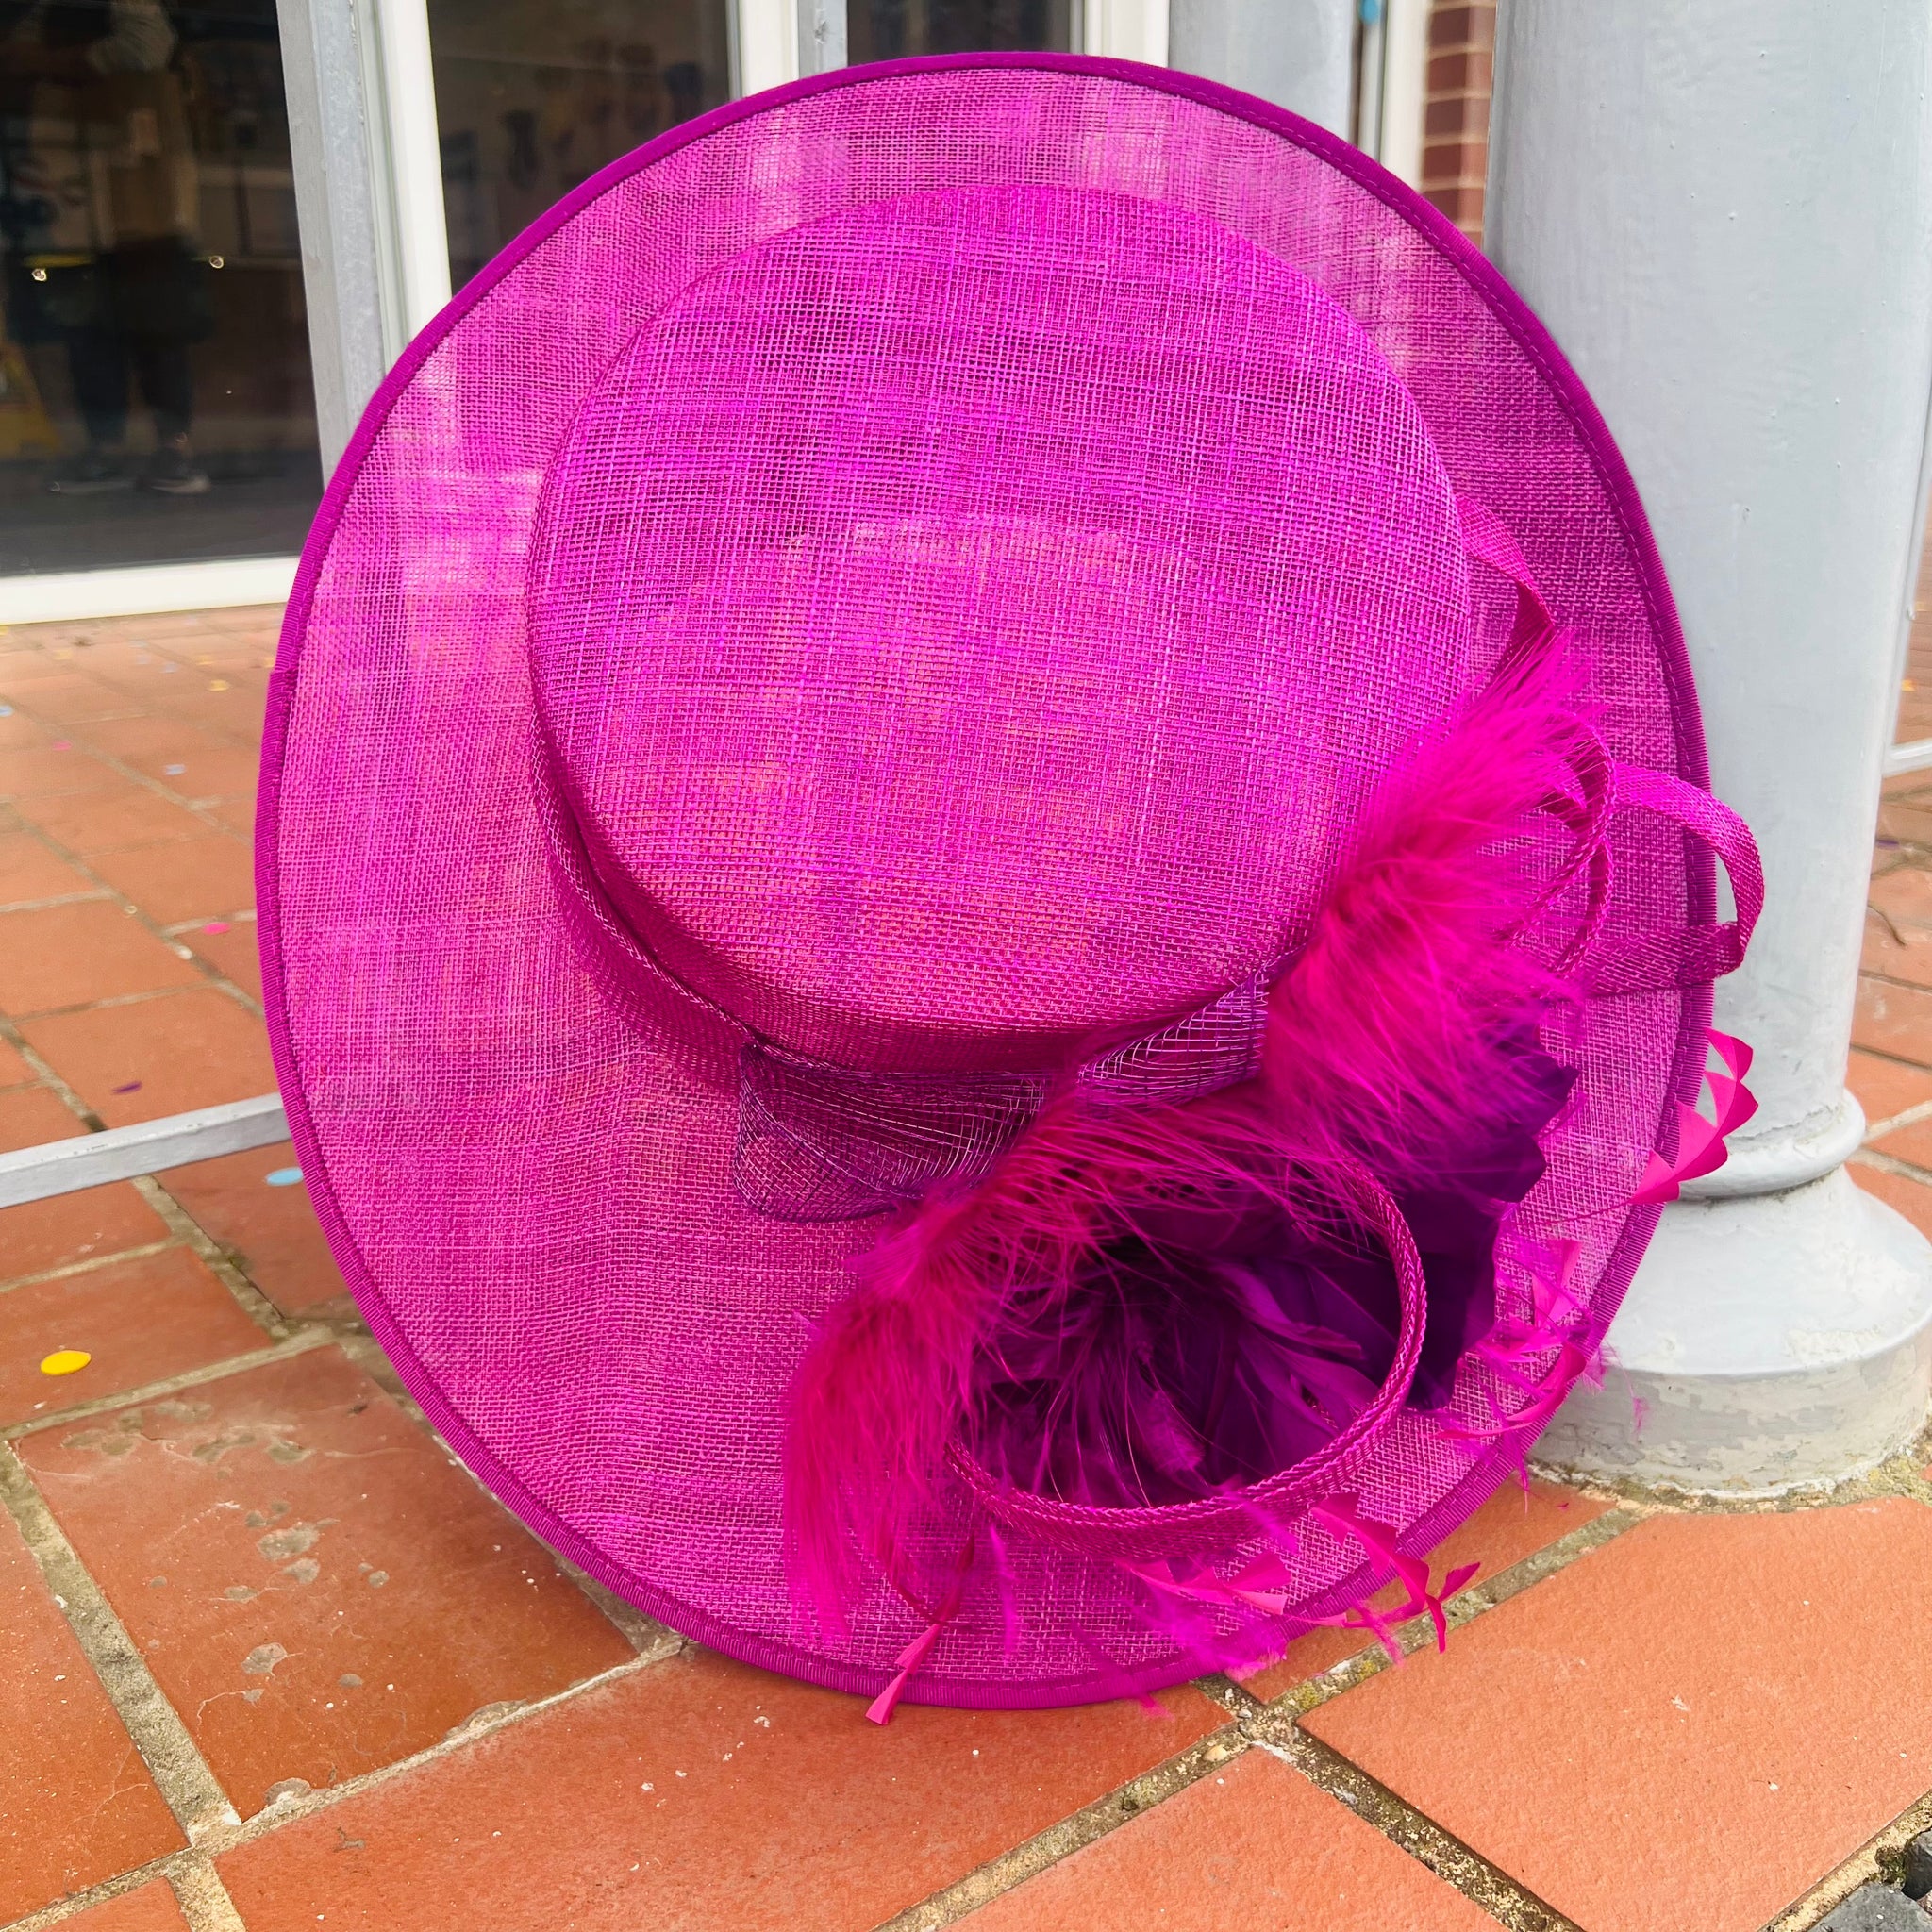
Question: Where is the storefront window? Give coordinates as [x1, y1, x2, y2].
[847, 0, 1073, 62]
[0, 0, 322, 575]
[429, 0, 731, 292]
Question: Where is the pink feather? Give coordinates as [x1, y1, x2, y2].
[781, 650, 1597, 1627]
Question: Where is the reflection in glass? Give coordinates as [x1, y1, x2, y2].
[846, 0, 1073, 62]
[0, 0, 322, 574]
[429, 0, 730, 291]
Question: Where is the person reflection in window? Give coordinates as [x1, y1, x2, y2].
[9, 0, 213, 495]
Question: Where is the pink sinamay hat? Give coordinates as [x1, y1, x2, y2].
[262, 54, 1764, 1715]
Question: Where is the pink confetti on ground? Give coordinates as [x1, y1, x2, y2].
[203, 921, 230, 935]
[50, 740, 70, 751]
[111, 1080, 142, 1093]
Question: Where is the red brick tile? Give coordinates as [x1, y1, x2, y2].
[151, 747, 260, 801]
[150, 690, 266, 737]
[1427, 47, 1493, 92]
[1872, 1122, 1932, 1171]
[217, 1644, 1226, 1931]
[0, 707, 53, 750]
[1424, 93, 1487, 137]
[1303, 1503, 1932, 1932]
[0, 902, 203, 1016]
[1870, 865, 1932, 932]
[1878, 798, 1932, 845]
[1863, 912, 1932, 990]
[0, 1507, 184, 1920]
[0, 1036, 35, 1086]
[0, 1248, 265, 1426]
[88, 610, 227, 644]
[57, 1879, 192, 1932]
[960, 1748, 1497, 1932]
[1850, 1161, 1932, 1240]
[88, 837, 257, 929]
[1428, 4, 1494, 52]
[1240, 1478, 1607, 1702]
[1422, 138, 1489, 185]
[0, 1083, 85, 1151]
[7, 675, 136, 724]
[1853, 975, 1932, 1068]
[161, 1143, 342, 1314]
[0, 1187, 173, 1284]
[14, 785, 208, 857]
[75, 717, 234, 765]
[0, 829, 95, 907]
[1846, 1047, 1932, 1131]
[0, 743, 125, 800]
[16, 1347, 635, 1817]
[185, 921, 263, 1003]
[21, 988, 275, 1124]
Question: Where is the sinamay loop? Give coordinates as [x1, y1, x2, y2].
[263, 53, 1759, 1715]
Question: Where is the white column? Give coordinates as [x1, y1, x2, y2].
[1169, 0, 1354, 137]
[276, 0, 451, 471]
[1487, 2, 1932, 1490]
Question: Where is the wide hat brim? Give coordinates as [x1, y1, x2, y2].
[261, 53, 1713, 1707]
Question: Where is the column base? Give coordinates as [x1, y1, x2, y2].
[1537, 1165, 1932, 1494]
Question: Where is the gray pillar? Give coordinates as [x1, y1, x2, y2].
[1488, 3, 1932, 1489]
[1169, 0, 1355, 136]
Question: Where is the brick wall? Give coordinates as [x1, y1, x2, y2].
[1421, 1, 1494, 242]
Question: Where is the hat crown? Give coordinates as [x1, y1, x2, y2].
[529, 179, 1474, 1069]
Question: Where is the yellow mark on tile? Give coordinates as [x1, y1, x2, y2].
[208, 679, 230, 691]
[40, 1349, 92, 1376]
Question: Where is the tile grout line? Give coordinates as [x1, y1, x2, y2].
[1, 1327, 337, 1443]
[0, 1442, 240, 1843]
[1857, 963, 1932, 1004]
[1, 689, 265, 1021]
[1850, 1145, 1932, 1188]
[129, 1174, 289, 1340]
[1249, 1718, 1581, 1932]
[0, 1237, 186, 1297]
[1258, 1506, 1648, 1724]
[164, 1857, 250, 1932]
[3, 1645, 686, 1912]
[874, 1508, 1646, 1932]
[0, 1017, 291, 1340]
[327, 1327, 675, 1657]
[1863, 1097, 1932, 1143]
[1761, 1785, 1932, 1932]
[3, 698, 258, 835]
[1845, 1040, 1932, 1079]
[0, 890, 114, 916]
[871, 1723, 1252, 1932]
[0, 1013, 109, 1132]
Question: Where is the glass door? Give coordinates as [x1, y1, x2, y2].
[0, 0, 323, 575]
[427, 0, 733, 292]
[846, 0, 1074, 62]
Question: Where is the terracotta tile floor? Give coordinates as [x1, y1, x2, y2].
[7, 605, 1932, 1931]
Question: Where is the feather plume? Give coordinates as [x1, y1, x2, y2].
[782, 651, 1593, 1626]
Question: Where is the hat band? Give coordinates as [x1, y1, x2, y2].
[734, 973, 1272, 1223]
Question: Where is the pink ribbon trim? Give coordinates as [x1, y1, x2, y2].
[1632, 1030, 1757, 1205]
[1309, 1497, 1479, 1660]
[865, 1618, 947, 1725]
[865, 1541, 977, 1724]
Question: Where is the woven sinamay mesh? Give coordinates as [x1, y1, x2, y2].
[529, 180, 1471, 1067]
[266, 61, 1705, 1707]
